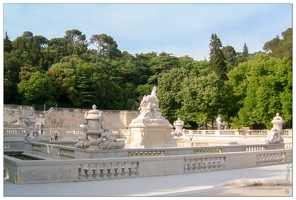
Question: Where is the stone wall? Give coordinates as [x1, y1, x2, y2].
[44, 107, 139, 130]
[3, 104, 140, 131]
[3, 105, 35, 124]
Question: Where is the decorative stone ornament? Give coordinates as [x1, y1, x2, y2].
[126, 87, 176, 148]
[75, 105, 124, 149]
[265, 113, 284, 144]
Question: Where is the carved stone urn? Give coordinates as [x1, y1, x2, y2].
[84, 104, 104, 138]
[173, 118, 184, 133]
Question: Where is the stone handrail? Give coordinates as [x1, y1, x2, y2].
[185, 129, 292, 137]
[3, 128, 25, 135]
[23, 142, 286, 159]
[4, 127, 292, 137]
[4, 104, 34, 110]
[4, 149, 292, 184]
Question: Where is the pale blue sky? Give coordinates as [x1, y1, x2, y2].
[2, 2, 293, 60]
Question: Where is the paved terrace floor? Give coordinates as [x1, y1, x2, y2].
[3, 164, 293, 197]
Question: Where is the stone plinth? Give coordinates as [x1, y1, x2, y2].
[127, 123, 176, 148]
[125, 87, 176, 148]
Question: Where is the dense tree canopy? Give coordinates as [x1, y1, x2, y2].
[3, 28, 293, 129]
[227, 53, 292, 128]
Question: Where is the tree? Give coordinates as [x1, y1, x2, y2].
[46, 61, 76, 105]
[64, 29, 87, 55]
[222, 45, 237, 66]
[148, 52, 179, 84]
[4, 32, 13, 52]
[17, 71, 55, 104]
[227, 53, 292, 128]
[89, 33, 121, 59]
[178, 72, 226, 129]
[263, 28, 292, 60]
[208, 34, 228, 80]
[3, 51, 22, 103]
[157, 67, 189, 123]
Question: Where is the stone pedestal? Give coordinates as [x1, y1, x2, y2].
[125, 86, 176, 148]
[127, 123, 176, 148]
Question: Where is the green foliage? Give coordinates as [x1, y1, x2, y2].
[227, 53, 292, 128]
[263, 28, 292, 60]
[4, 32, 13, 52]
[158, 67, 189, 123]
[209, 34, 228, 80]
[3, 28, 292, 129]
[89, 33, 122, 59]
[178, 72, 226, 127]
[17, 71, 55, 104]
[222, 45, 237, 66]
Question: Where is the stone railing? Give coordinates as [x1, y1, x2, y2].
[285, 142, 292, 149]
[185, 129, 292, 137]
[128, 150, 165, 157]
[3, 128, 25, 135]
[3, 141, 25, 150]
[4, 127, 292, 138]
[22, 142, 286, 160]
[78, 159, 138, 181]
[4, 149, 292, 184]
[247, 130, 268, 136]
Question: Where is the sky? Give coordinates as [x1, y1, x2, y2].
[1, 2, 293, 61]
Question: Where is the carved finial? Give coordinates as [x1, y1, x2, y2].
[92, 104, 97, 110]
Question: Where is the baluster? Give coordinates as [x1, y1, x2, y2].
[85, 164, 92, 179]
[184, 159, 188, 172]
[95, 163, 101, 179]
[116, 162, 122, 177]
[109, 162, 115, 179]
[207, 157, 213, 169]
[262, 154, 266, 165]
[212, 157, 217, 169]
[217, 157, 223, 168]
[270, 153, 275, 164]
[188, 159, 193, 172]
[101, 163, 109, 180]
[123, 162, 129, 177]
[79, 164, 85, 179]
[192, 158, 197, 171]
[129, 162, 136, 176]
[197, 158, 202, 170]
[202, 158, 207, 170]
[257, 154, 261, 165]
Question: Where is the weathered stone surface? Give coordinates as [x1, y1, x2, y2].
[75, 105, 124, 149]
[126, 87, 176, 148]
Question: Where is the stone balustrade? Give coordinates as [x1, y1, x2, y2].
[3, 128, 25, 135]
[4, 148, 292, 184]
[186, 129, 292, 137]
[128, 151, 165, 157]
[4, 127, 292, 138]
[78, 159, 138, 181]
[21, 142, 286, 160]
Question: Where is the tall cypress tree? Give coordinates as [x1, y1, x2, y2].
[4, 32, 13, 52]
[209, 34, 228, 81]
[242, 43, 249, 58]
